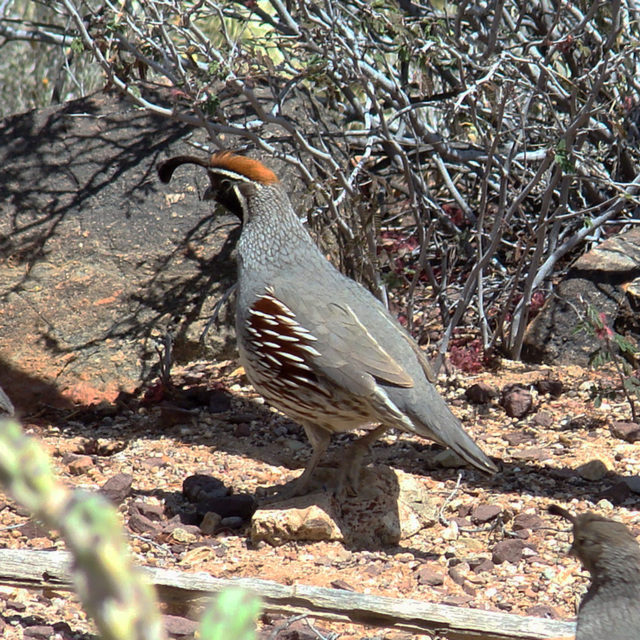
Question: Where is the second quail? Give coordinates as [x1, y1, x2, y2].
[549, 504, 640, 640]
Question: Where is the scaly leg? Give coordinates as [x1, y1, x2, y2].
[335, 424, 388, 496]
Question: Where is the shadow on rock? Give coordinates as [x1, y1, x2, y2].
[0, 90, 239, 402]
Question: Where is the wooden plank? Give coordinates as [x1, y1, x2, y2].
[0, 548, 575, 640]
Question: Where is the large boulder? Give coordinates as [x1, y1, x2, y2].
[523, 228, 640, 366]
[0, 91, 239, 410]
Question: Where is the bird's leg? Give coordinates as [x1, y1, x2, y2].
[335, 424, 388, 496]
[290, 424, 331, 496]
[260, 424, 331, 502]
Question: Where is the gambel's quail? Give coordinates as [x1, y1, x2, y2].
[549, 504, 640, 640]
[158, 151, 497, 496]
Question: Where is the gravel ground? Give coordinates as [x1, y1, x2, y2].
[1, 358, 639, 639]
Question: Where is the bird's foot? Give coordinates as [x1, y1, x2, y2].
[333, 460, 362, 499]
[255, 470, 323, 504]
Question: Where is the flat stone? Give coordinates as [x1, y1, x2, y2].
[532, 411, 554, 427]
[23, 626, 55, 639]
[471, 504, 502, 524]
[611, 421, 640, 442]
[416, 566, 445, 586]
[163, 614, 199, 638]
[512, 513, 543, 531]
[128, 513, 161, 535]
[200, 511, 223, 535]
[576, 459, 609, 481]
[68, 455, 93, 475]
[492, 539, 525, 565]
[100, 473, 134, 503]
[511, 447, 551, 462]
[465, 382, 497, 404]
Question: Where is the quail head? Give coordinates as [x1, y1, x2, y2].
[158, 151, 497, 497]
[549, 504, 640, 640]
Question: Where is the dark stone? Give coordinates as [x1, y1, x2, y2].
[196, 494, 256, 520]
[100, 473, 134, 504]
[18, 519, 50, 539]
[416, 566, 445, 586]
[471, 558, 494, 574]
[330, 579, 356, 591]
[597, 481, 632, 505]
[471, 504, 502, 524]
[500, 385, 533, 418]
[52, 622, 73, 635]
[207, 390, 233, 414]
[234, 422, 252, 437]
[220, 516, 245, 529]
[464, 382, 497, 404]
[534, 379, 564, 397]
[492, 539, 525, 564]
[163, 614, 199, 638]
[611, 421, 640, 442]
[275, 619, 324, 640]
[183, 475, 229, 503]
[512, 513, 543, 531]
[532, 411, 554, 427]
[159, 404, 196, 428]
[128, 512, 161, 534]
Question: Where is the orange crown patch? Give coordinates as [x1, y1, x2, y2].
[210, 151, 279, 185]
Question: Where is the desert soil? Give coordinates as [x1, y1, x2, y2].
[0, 357, 638, 640]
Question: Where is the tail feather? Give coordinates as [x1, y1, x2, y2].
[405, 387, 497, 474]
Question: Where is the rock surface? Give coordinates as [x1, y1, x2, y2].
[523, 228, 640, 366]
[0, 91, 239, 410]
[251, 467, 438, 548]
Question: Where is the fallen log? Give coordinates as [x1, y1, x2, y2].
[0, 548, 575, 640]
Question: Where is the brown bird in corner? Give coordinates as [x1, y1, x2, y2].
[158, 151, 497, 497]
[549, 504, 640, 640]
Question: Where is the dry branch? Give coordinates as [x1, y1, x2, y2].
[0, 548, 574, 640]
